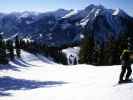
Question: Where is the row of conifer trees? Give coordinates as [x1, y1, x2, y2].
[0, 35, 21, 64]
[0, 34, 70, 65]
[1, 32, 129, 65]
[79, 32, 129, 65]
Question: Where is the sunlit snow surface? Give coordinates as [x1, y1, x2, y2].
[62, 10, 78, 18]
[0, 51, 133, 100]
[112, 8, 121, 16]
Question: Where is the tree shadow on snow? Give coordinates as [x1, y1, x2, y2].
[13, 58, 35, 68]
[0, 58, 37, 71]
[35, 54, 55, 64]
[0, 64, 19, 71]
[0, 76, 67, 97]
[0, 91, 11, 96]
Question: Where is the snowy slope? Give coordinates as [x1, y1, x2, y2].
[0, 51, 133, 100]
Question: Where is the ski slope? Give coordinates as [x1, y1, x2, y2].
[0, 51, 133, 100]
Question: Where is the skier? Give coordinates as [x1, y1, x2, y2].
[119, 49, 132, 83]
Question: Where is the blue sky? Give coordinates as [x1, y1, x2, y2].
[0, 0, 133, 16]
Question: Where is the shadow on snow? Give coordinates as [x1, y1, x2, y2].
[13, 58, 36, 67]
[0, 76, 67, 97]
[0, 58, 36, 71]
[35, 54, 55, 64]
[0, 64, 19, 71]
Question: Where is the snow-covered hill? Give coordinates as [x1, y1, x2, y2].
[0, 51, 133, 100]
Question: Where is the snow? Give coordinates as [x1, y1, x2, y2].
[80, 34, 84, 39]
[80, 8, 101, 27]
[17, 12, 39, 20]
[0, 50, 133, 100]
[39, 34, 43, 37]
[112, 8, 121, 16]
[46, 33, 53, 40]
[62, 47, 80, 58]
[25, 21, 33, 24]
[18, 11, 39, 19]
[0, 32, 4, 35]
[62, 10, 78, 18]
[62, 47, 80, 64]
[80, 18, 89, 27]
[19, 12, 30, 18]
[22, 37, 32, 42]
[5, 33, 18, 41]
[95, 9, 101, 17]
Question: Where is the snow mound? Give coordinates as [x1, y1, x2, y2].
[62, 47, 80, 58]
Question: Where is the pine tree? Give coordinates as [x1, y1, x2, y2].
[79, 33, 95, 64]
[7, 40, 14, 60]
[93, 41, 100, 65]
[104, 34, 115, 65]
[98, 42, 105, 65]
[0, 35, 8, 64]
[56, 50, 67, 65]
[15, 36, 21, 58]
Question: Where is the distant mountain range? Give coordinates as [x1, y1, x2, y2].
[0, 4, 133, 46]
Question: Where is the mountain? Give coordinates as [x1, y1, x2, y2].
[0, 4, 132, 46]
[62, 4, 133, 41]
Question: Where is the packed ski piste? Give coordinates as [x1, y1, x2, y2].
[0, 50, 133, 100]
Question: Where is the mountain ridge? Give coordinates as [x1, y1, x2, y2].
[0, 4, 132, 46]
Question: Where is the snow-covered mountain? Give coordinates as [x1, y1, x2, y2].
[0, 4, 132, 46]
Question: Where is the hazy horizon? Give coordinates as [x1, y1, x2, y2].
[0, 0, 132, 16]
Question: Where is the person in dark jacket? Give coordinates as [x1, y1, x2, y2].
[119, 49, 132, 83]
